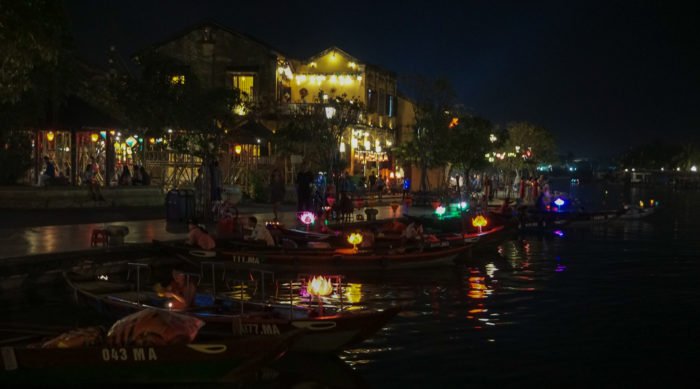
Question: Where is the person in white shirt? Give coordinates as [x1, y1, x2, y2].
[245, 216, 275, 246]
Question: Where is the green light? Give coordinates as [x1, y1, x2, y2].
[435, 206, 446, 216]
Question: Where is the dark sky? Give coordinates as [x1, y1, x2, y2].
[66, 0, 700, 159]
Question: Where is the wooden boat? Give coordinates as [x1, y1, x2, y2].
[1, 321, 300, 384]
[65, 273, 400, 353]
[158, 238, 470, 271]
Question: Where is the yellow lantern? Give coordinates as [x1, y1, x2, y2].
[148, 137, 156, 144]
[472, 215, 488, 233]
[308, 276, 333, 297]
[638, 200, 644, 208]
[46, 131, 55, 142]
[90, 133, 99, 142]
[234, 145, 242, 155]
[347, 232, 363, 252]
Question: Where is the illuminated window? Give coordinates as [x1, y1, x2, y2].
[170, 75, 185, 85]
[232, 74, 255, 101]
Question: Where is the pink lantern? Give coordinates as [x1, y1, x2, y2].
[299, 211, 316, 226]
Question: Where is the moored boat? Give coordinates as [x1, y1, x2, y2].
[64, 272, 400, 353]
[1, 317, 300, 384]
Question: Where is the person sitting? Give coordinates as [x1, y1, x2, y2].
[244, 216, 275, 247]
[186, 218, 216, 250]
[119, 165, 132, 186]
[401, 221, 424, 241]
[154, 270, 196, 310]
[39, 156, 56, 186]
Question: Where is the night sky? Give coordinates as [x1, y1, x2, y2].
[66, 0, 700, 159]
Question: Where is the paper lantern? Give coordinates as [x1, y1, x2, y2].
[46, 131, 55, 142]
[308, 276, 333, 297]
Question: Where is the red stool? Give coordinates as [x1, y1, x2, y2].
[91, 229, 109, 247]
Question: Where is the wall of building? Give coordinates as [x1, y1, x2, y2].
[153, 25, 281, 102]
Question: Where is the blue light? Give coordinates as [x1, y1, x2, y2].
[553, 230, 564, 237]
[554, 198, 565, 207]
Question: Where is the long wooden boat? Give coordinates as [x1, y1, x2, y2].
[65, 273, 400, 353]
[157, 238, 470, 271]
[1, 324, 300, 384]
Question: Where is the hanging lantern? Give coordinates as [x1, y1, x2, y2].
[125, 136, 137, 148]
[46, 131, 55, 142]
[234, 145, 242, 155]
[100, 131, 107, 139]
[308, 276, 333, 297]
[148, 137, 156, 144]
[351, 137, 358, 148]
[339, 141, 346, 153]
[90, 133, 99, 142]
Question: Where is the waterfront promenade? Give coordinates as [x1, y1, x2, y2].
[0, 199, 435, 260]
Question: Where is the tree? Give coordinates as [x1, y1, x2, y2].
[275, 92, 364, 175]
[0, 0, 79, 184]
[112, 52, 243, 161]
[446, 115, 493, 195]
[394, 76, 455, 192]
[0, 0, 68, 104]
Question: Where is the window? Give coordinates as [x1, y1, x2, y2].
[387, 95, 396, 117]
[377, 89, 386, 115]
[367, 89, 377, 113]
[232, 74, 256, 101]
[170, 75, 185, 85]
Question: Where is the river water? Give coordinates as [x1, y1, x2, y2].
[4, 181, 699, 387]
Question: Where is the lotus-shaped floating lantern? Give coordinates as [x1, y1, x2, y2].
[472, 215, 488, 233]
[308, 276, 334, 297]
[435, 205, 446, 217]
[347, 232, 363, 252]
[298, 211, 316, 230]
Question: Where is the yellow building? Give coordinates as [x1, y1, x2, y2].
[285, 47, 398, 177]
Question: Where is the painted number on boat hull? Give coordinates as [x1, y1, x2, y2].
[101, 348, 157, 361]
[238, 323, 280, 335]
[232, 255, 260, 264]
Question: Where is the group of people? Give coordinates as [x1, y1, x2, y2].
[118, 164, 151, 186]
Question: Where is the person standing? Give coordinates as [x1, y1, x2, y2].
[269, 168, 286, 221]
[210, 160, 223, 202]
[296, 161, 314, 212]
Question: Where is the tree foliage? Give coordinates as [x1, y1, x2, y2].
[394, 76, 456, 191]
[446, 115, 493, 191]
[275, 92, 363, 173]
[112, 52, 243, 161]
[495, 121, 557, 174]
[0, 0, 68, 104]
